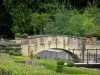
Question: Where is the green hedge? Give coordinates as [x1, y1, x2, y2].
[0, 44, 21, 56]
[62, 67, 100, 74]
[15, 33, 21, 38]
[67, 61, 74, 67]
[57, 59, 64, 65]
[21, 33, 28, 38]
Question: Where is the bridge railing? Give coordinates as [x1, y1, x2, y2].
[69, 49, 100, 63]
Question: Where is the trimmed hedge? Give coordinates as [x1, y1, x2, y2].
[62, 67, 100, 74]
[67, 61, 74, 67]
[15, 33, 21, 37]
[21, 33, 28, 38]
[57, 60, 64, 65]
[56, 60, 64, 73]
[15, 33, 21, 38]
[0, 44, 21, 56]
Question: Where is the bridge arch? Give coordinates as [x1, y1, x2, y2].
[34, 48, 80, 63]
[21, 35, 84, 62]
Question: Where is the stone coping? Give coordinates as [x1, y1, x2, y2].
[28, 35, 85, 39]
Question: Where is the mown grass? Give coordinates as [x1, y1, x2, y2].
[38, 59, 57, 71]
[12, 56, 30, 62]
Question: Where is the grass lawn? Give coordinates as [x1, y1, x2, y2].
[38, 59, 57, 71]
[12, 56, 30, 62]
[0, 53, 30, 62]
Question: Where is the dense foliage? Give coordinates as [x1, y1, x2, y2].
[0, 43, 21, 56]
[1, 0, 100, 38]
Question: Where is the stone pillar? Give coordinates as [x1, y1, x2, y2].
[81, 38, 86, 63]
[21, 45, 28, 56]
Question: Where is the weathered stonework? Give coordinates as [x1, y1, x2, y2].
[21, 35, 84, 56]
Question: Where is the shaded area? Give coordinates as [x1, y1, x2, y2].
[35, 48, 80, 63]
[75, 63, 100, 68]
[0, 0, 14, 39]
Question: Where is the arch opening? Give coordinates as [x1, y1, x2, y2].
[34, 48, 80, 63]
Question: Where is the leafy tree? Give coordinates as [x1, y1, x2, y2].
[44, 6, 78, 35]
[68, 13, 86, 36]
[10, 3, 32, 34]
[82, 18, 94, 37]
[2, 0, 100, 37]
[31, 13, 49, 35]
[0, 4, 13, 38]
[83, 5, 100, 37]
[39, 3, 58, 14]
[83, 17, 100, 37]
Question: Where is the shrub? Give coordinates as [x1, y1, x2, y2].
[36, 56, 41, 59]
[9, 51, 14, 55]
[21, 33, 28, 38]
[15, 33, 21, 37]
[9, 51, 21, 56]
[13, 52, 21, 56]
[30, 50, 34, 60]
[56, 59, 64, 73]
[0, 43, 21, 55]
[67, 61, 74, 67]
[57, 59, 64, 65]
[56, 65, 63, 73]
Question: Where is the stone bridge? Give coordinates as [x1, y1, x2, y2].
[21, 35, 84, 58]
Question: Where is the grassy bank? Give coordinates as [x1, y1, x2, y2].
[0, 53, 100, 75]
[1, 60, 100, 75]
[0, 60, 60, 75]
